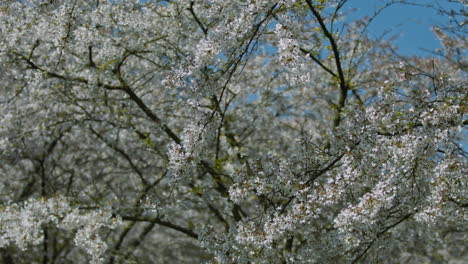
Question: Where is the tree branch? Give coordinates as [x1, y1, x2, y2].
[305, 0, 349, 128]
[188, 1, 208, 36]
[121, 216, 199, 239]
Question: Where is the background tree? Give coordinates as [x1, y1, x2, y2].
[0, 0, 466, 263]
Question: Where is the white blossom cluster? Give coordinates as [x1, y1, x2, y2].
[0, 196, 120, 264]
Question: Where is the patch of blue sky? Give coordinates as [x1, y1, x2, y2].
[343, 0, 465, 56]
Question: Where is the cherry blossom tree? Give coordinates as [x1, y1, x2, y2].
[0, 0, 466, 263]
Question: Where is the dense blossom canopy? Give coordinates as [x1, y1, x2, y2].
[0, 0, 466, 263]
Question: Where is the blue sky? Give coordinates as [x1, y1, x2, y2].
[345, 0, 462, 56]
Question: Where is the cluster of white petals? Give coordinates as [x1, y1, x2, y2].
[0, 197, 120, 263]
